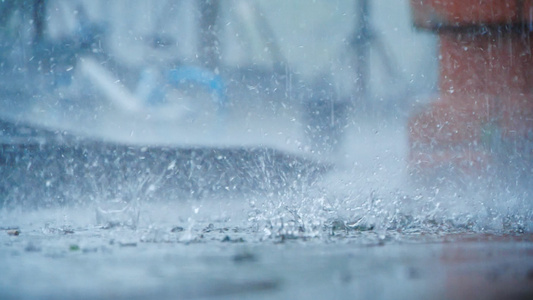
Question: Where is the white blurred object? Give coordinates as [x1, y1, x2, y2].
[79, 57, 143, 112]
[79, 57, 191, 120]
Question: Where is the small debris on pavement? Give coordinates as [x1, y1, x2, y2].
[233, 251, 257, 263]
[222, 235, 245, 243]
[171, 226, 184, 232]
[6, 229, 20, 236]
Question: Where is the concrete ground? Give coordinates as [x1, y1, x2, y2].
[1, 204, 532, 300]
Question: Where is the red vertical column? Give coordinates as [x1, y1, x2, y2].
[408, 0, 533, 180]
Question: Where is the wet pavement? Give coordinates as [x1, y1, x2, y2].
[1, 206, 532, 300]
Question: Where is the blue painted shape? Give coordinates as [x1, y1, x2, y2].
[167, 66, 227, 109]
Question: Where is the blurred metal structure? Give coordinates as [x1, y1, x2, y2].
[349, 0, 397, 115]
[198, 0, 220, 70]
[351, 0, 371, 107]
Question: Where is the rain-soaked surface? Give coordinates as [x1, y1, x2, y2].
[1, 118, 531, 300]
[1, 1, 533, 299]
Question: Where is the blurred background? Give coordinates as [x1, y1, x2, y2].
[0, 0, 437, 155]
